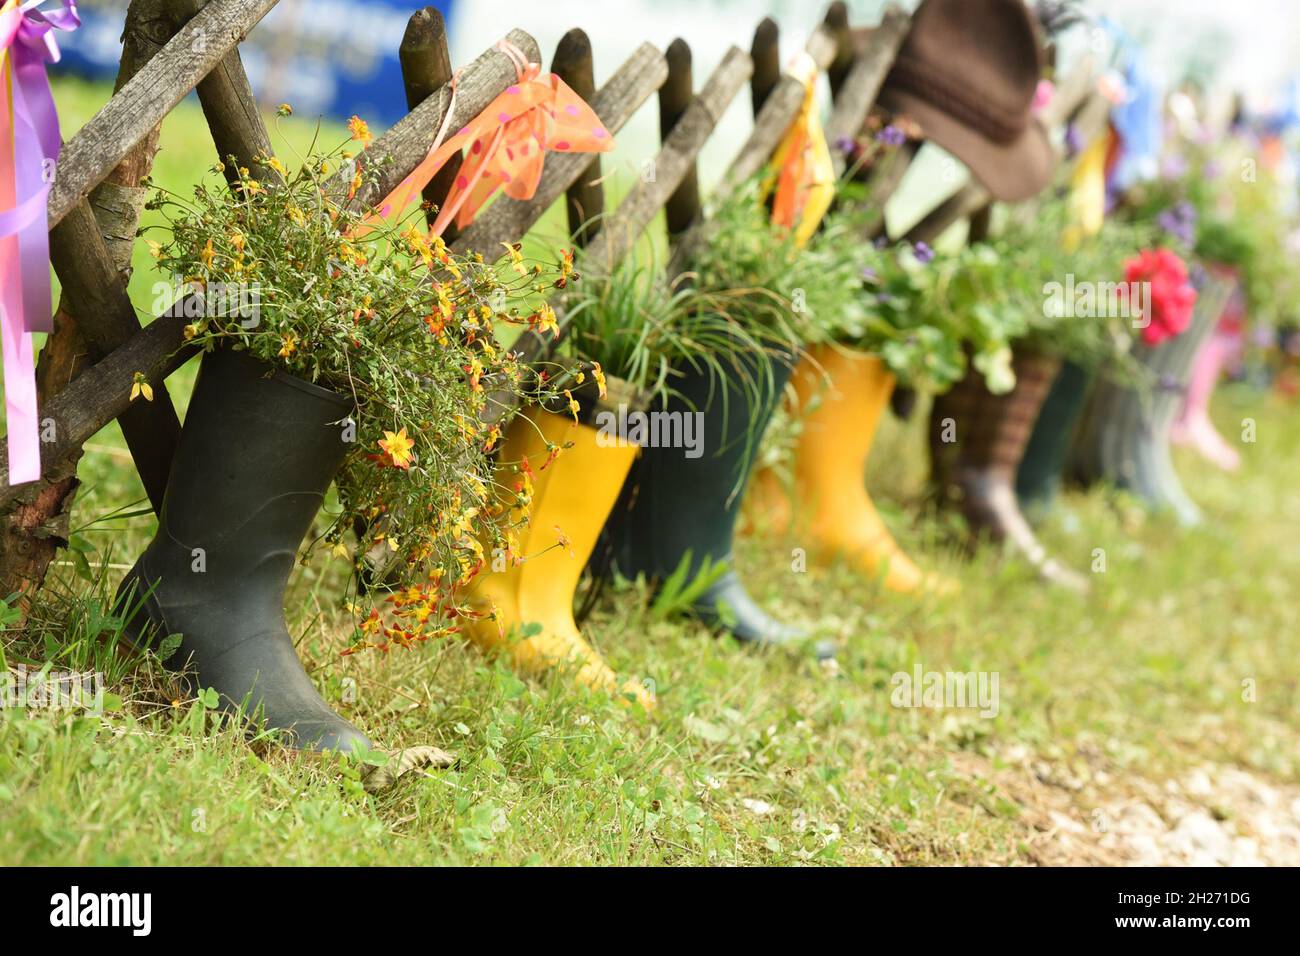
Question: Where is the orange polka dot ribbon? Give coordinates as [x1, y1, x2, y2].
[375, 40, 614, 238]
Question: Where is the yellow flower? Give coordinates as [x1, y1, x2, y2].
[276, 103, 293, 117]
[500, 241, 526, 276]
[348, 115, 373, 144]
[378, 428, 416, 469]
[130, 372, 153, 403]
[229, 232, 246, 252]
[267, 157, 287, 176]
[590, 361, 607, 399]
[146, 239, 163, 259]
[277, 334, 299, 358]
[199, 239, 215, 269]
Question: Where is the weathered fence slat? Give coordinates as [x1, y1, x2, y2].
[48, 0, 279, 228]
[579, 45, 752, 275]
[169, 0, 279, 186]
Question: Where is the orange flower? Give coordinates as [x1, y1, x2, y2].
[530, 302, 559, 338]
[348, 115, 373, 144]
[378, 427, 415, 469]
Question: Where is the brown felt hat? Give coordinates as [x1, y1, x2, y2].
[878, 0, 1055, 201]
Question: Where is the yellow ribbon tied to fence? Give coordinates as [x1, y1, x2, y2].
[765, 52, 834, 248]
[376, 40, 614, 238]
[1063, 127, 1110, 249]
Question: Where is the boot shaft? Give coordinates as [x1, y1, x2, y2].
[791, 345, 895, 493]
[147, 348, 351, 591]
[932, 350, 1060, 482]
[485, 407, 637, 609]
[604, 345, 795, 579]
[1016, 359, 1093, 506]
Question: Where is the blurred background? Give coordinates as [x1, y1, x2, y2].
[50, 0, 1300, 246]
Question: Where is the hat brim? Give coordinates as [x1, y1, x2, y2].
[879, 87, 1056, 202]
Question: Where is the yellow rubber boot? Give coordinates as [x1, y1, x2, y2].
[778, 345, 947, 594]
[463, 407, 654, 709]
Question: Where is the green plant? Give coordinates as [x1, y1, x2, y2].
[686, 183, 832, 349]
[986, 196, 1155, 374]
[147, 128, 566, 651]
[558, 243, 772, 412]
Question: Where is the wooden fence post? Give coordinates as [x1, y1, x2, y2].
[659, 38, 701, 245]
[552, 29, 605, 247]
[749, 18, 781, 116]
[399, 7, 461, 240]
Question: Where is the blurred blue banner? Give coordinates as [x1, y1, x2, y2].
[55, 0, 454, 126]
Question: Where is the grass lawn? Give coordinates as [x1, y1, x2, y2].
[1, 80, 1297, 866]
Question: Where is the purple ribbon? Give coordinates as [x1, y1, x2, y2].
[1, 0, 79, 485]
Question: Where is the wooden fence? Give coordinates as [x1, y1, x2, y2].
[0, 0, 1105, 598]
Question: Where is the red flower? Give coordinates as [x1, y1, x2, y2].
[1122, 248, 1198, 347]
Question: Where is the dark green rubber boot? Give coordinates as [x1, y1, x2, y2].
[115, 348, 371, 754]
[1015, 359, 1092, 516]
[599, 346, 815, 652]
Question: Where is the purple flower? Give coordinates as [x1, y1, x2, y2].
[834, 135, 857, 156]
[876, 292, 894, 304]
[1156, 200, 1197, 246]
[873, 235, 889, 250]
[1204, 160, 1222, 179]
[875, 125, 906, 147]
[912, 241, 935, 264]
[860, 265, 878, 282]
[1064, 123, 1084, 156]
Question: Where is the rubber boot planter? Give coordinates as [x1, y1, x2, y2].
[1070, 275, 1233, 526]
[1171, 271, 1242, 472]
[752, 344, 945, 594]
[930, 349, 1087, 591]
[598, 347, 811, 650]
[1015, 359, 1093, 517]
[463, 378, 655, 709]
[115, 348, 371, 754]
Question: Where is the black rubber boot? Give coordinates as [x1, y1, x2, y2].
[599, 346, 816, 652]
[1015, 360, 1092, 517]
[115, 348, 371, 754]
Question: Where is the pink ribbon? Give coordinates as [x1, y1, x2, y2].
[1, 0, 78, 484]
